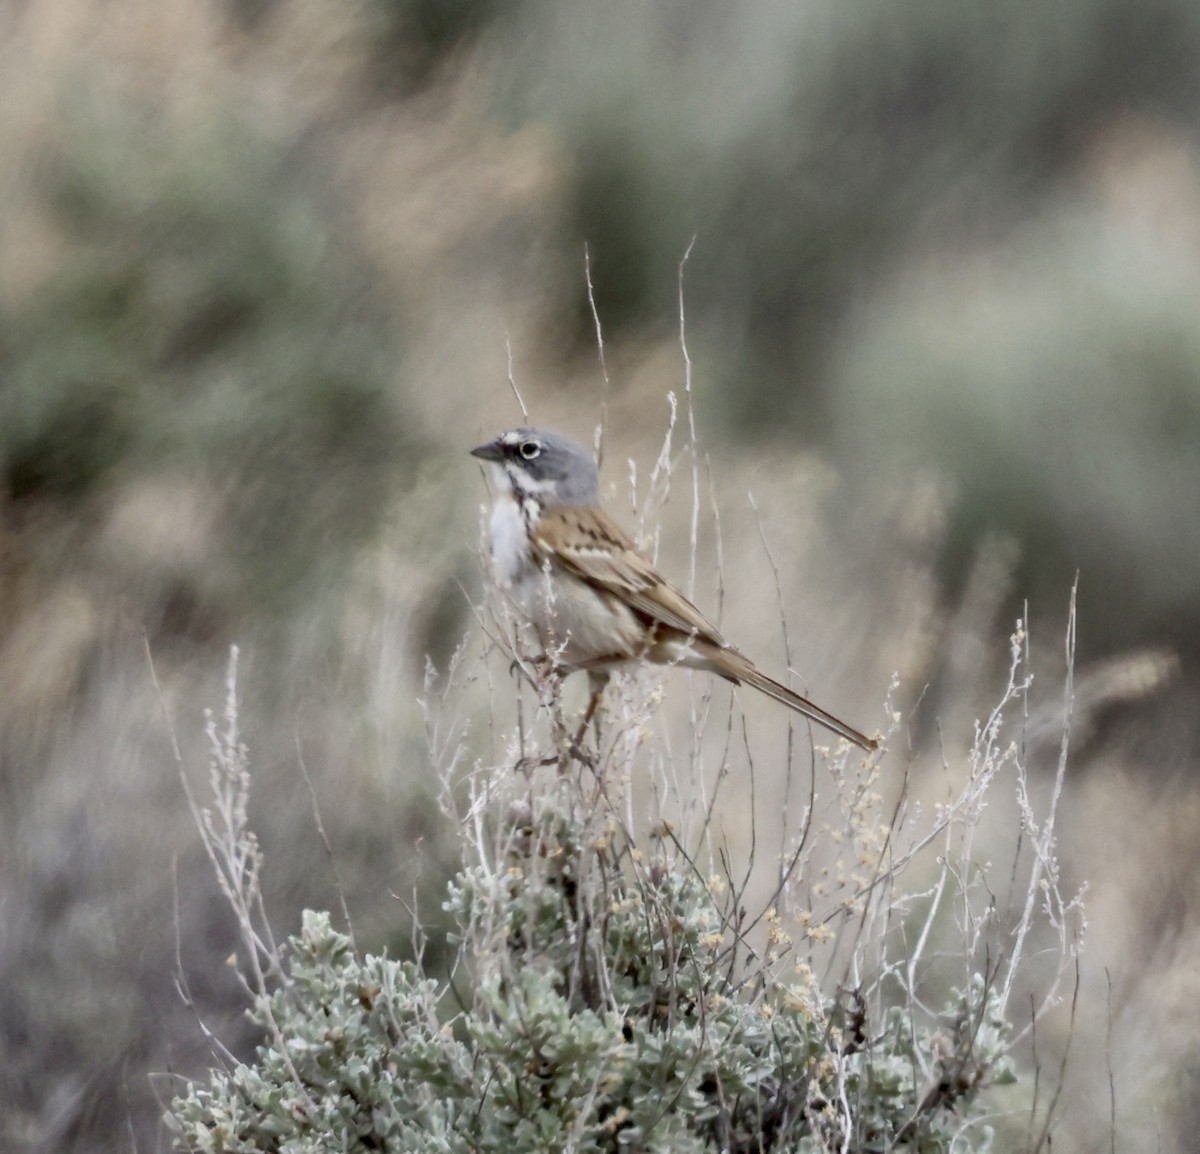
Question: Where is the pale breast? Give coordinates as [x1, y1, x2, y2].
[532, 570, 644, 667]
[487, 494, 643, 668]
[488, 494, 531, 588]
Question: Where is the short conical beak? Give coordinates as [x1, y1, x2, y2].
[470, 439, 505, 463]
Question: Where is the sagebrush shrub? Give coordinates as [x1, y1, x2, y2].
[171, 759, 1020, 1153]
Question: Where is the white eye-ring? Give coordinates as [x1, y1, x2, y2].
[519, 440, 541, 460]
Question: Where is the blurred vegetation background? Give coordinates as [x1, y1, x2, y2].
[0, 0, 1196, 1150]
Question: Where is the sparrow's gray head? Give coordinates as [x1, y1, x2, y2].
[471, 427, 598, 506]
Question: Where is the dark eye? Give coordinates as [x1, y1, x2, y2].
[518, 440, 541, 460]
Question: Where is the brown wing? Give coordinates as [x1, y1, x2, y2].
[533, 505, 726, 645]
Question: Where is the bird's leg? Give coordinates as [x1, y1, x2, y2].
[521, 658, 615, 772]
[577, 671, 609, 744]
[554, 668, 610, 771]
[508, 652, 575, 772]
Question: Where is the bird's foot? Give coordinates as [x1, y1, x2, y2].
[515, 751, 566, 774]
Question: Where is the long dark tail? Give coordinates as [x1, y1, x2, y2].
[670, 636, 879, 751]
[735, 665, 878, 751]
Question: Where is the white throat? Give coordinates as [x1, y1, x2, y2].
[484, 462, 543, 588]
